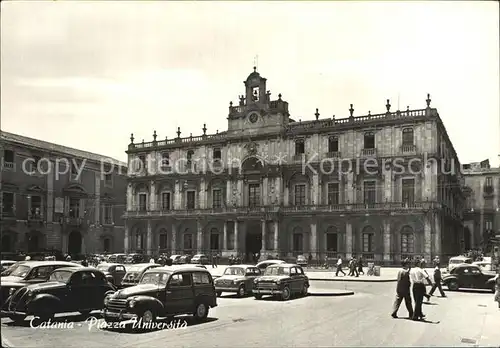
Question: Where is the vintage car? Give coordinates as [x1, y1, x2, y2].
[191, 254, 209, 265]
[107, 254, 127, 264]
[442, 264, 496, 292]
[1, 261, 82, 307]
[447, 256, 473, 272]
[120, 263, 161, 288]
[96, 263, 127, 286]
[472, 261, 492, 272]
[214, 265, 261, 297]
[296, 255, 308, 267]
[253, 263, 309, 301]
[103, 266, 217, 326]
[1, 261, 17, 273]
[125, 254, 147, 264]
[2, 267, 115, 323]
[255, 259, 285, 273]
[170, 255, 182, 264]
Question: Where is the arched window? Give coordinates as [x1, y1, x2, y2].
[292, 227, 303, 252]
[183, 232, 193, 250]
[159, 228, 168, 250]
[362, 226, 374, 253]
[326, 226, 338, 252]
[400, 226, 414, 254]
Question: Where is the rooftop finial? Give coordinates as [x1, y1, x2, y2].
[253, 66, 257, 73]
[130, 133, 134, 144]
[315, 108, 320, 120]
[229, 101, 233, 107]
[349, 104, 354, 117]
[202, 124, 207, 135]
[386, 99, 391, 112]
[177, 127, 181, 138]
[216, 129, 219, 134]
[407, 105, 410, 112]
[153, 130, 157, 141]
[278, 93, 282, 100]
[368, 111, 371, 116]
[426, 93, 431, 107]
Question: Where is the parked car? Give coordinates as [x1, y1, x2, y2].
[0, 261, 82, 307]
[214, 265, 261, 297]
[296, 255, 308, 267]
[2, 267, 116, 324]
[96, 263, 127, 286]
[177, 255, 191, 264]
[191, 254, 209, 265]
[447, 256, 473, 272]
[125, 254, 147, 264]
[170, 255, 182, 264]
[472, 261, 492, 272]
[107, 254, 127, 264]
[120, 263, 161, 288]
[253, 263, 309, 301]
[103, 266, 217, 326]
[442, 264, 496, 292]
[255, 259, 285, 273]
[1, 261, 17, 274]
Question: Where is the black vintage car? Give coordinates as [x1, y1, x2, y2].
[2, 267, 116, 323]
[103, 266, 217, 326]
[442, 264, 496, 292]
[1, 261, 82, 307]
[120, 263, 161, 288]
[253, 263, 309, 301]
[96, 263, 127, 286]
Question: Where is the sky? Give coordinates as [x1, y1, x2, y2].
[1, 1, 499, 165]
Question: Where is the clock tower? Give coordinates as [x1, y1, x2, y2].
[226, 68, 289, 136]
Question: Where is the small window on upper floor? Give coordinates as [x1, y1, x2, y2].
[364, 132, 375, 149]
[402, 128, 414, 146]
[138, 155, 146, 170]
[213, 148, 221, 160]
[485, 177, 492, 187]
[252, 86, 259, 102]
[295, 140, 305, 155]
[3, 150, 14, 163]
[187, 150, 194, 161]
[328, 136, 338, 153]
[104, 173, 113, 187]
[161, 153, 170, 167]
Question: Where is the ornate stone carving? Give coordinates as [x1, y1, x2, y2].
[244, 141, 259, 156]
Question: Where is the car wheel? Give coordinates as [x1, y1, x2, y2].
[281, 286, 291, 301]
[193, 303, 209, 321]
[447, 280, 459, 291]
[216, 291, 222, 297]
[254, 294, 263, 300]
[8, 314, 26, 324]
[237, 285, 246, 297]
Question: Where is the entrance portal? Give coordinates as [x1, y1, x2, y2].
[26, 232, 40, 252]
[68, 231, 82, 256]
[245, 222, 262, 262]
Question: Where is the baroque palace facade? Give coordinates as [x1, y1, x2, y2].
[124, 68, 464, 263]
[0, 131, 127, 256]
[463, 160, 500, 251]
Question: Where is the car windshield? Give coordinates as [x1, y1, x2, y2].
[8, 264, 31, 278]
[97, 265, 111, 271]
[223, 267, 245, 276]
[49, 270, 73, 282]
[126, 265, 147, 273]
[264, 267, 290, 276]
[139, 272, 170, 285]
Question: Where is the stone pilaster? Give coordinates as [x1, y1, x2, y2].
[124, 222, 129, 253]
[146, 220, 152, 255]
[199, 178, 206, 209]
[274, 221, 279, 252]
[346, 172, 354, 203]
[149, 181, 156, 211]
[234, 221, 239, 252]
[197, 220, 203, 253]
[312, 174, 319, 205]
[434, 213, 441, 257]
[262, 177, 268, 205]
[345, 222, 352, 259]
[223, 221, 228, 251]
[384, 168, 392, 201]
[226, 181, 232, 205]
[310, 222, 317, 255]
[261, 220, 266, 252]
[383, 219, 391, 262]
[424, 214, 432, 260]
[171, 223, 177, 254]
[174, 181, 181, 209]
[127, 183, 133, 211]
[95, 173, 100, 224]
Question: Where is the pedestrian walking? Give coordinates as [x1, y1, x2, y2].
[410, 259, 432, 321]
[391, 258, 413, 319]
[421, 261, 432, 301]
[493, 273, 500, 309]
[335, 257, 346, 276]
[357, 256, 364, 275]
[149, 256, 155, 263]
[348, 258, 359, 277]
[428, 264, 446, 297]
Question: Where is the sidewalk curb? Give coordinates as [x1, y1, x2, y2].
[308, 291, 355, 297]
[309, 278, 396, 283]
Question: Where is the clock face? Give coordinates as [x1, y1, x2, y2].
[249, 113, 258, 123]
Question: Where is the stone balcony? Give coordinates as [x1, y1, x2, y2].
[400, 144, 417, 155]
[124, 201, 441, 219]
[361, 148, 377, 157]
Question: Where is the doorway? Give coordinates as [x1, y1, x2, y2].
[68, 231, 82, 256]
[26, 232, 40, 252]
[103, 238, 111, 253]
[245, 222, 262, 262]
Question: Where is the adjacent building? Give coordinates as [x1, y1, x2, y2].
[463, 159, 500, 251]
[124, 68, 464, 263]
[0, 131, 127, 256]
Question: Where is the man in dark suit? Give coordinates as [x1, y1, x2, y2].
[391, 258, 413, 319]
[429, 264, 446, 297]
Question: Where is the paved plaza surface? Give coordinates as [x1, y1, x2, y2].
[2, 281, 499, 347]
